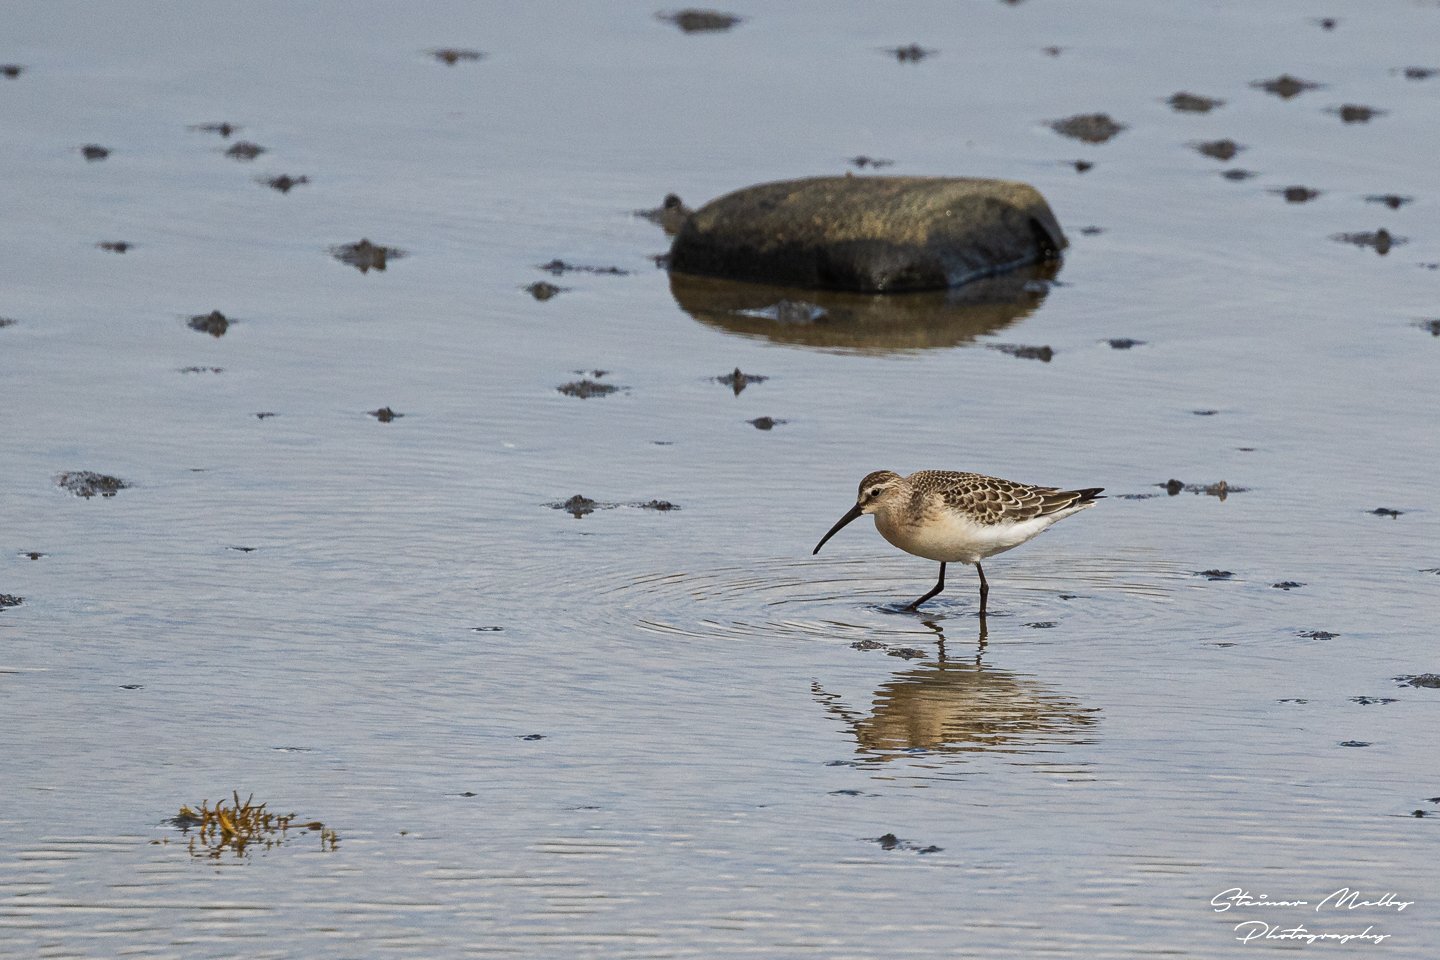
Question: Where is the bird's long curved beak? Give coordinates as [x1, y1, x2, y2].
[813, 503, 864, 555]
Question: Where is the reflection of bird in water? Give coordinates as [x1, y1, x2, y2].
[814, 470, 1102, 613]
[812, 656, 1099, 756]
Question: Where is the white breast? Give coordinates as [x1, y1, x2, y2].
[874, 507, 1063, 564]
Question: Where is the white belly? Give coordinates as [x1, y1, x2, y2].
[874, 508, 1061, 564]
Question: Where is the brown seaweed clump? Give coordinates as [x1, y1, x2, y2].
[169, 792, 337, 859]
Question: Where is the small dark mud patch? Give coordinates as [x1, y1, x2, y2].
[1366, 194, 1411, 210]
[1071, 160, 1093, 173]
[1414, 319, 1440, 336]
[97, 241, 131, 253]
[1271, 185, 1322, 203]
[557, 378, 619, 398]
[187, 310, 231, 337]
[1158, 479, 1246, 500]
[1351, 697, 1398, 706]
[224, 141, 266, 160]
[0, 594, 22, 611]
[1192, 139, 1243, 161]
[368, 407, 403, 422]
[554, 495, 598, 517]
[1049, 113, 1126, 144]
[1339, 741, 1370, 748]
[1298, 630, 1338, 640]
[1107, 338, 1145, 349]
[656, 10, 744, 33]
[1272, 581, 1306, 590]
[1327, 104, 1385, 124]
[1197, 570, 1234, 581]
[715, 367, 768, 395]
[56, 471, 131, 499]
[885, 44, 937, 63]
[430, 48, 485, 65]
[1222, 169, 1256, 181]
[168, 792, 337, 858]
[525, 281, 566, 301]
[190, 122, 239, 137]
[747, 416, 786, 430]
[886, 647, 928, 660]
[848, 156, 895, 169]
[80, 144, 109, 161]
[870, 834, 942, 854]
[332, 239, 406, 273]
[179, 366, 223, 374]
[1401, 67, 1437, 80]
[2, 65, 25, 78]
[634, 194, 692, 235]
[1370, 507, 1402, 517]
[1252, 75, 1320, 99]
[538, 259, 628, 276]
[1394, 674, 1440, 688]
[1331, 229, 1405, 255]
[991, 343, 1053, 362]
[1079, 226, 1105, 236]
[260, 174, 309, 193]
[1168, 92, 1225, 113]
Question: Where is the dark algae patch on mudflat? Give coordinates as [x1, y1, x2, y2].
[261, 174, 309, 193]
[1049, 113, 1126, 144]
[55, 471, 131, 498]
[656, 10, 744, 33]
[558, 378, 619, 398]
[1252, 74, 1320, 99]
[1192, 139, 1243, 161]
[332, 239, 406, 273]
[225, 141, 266, 160]
[1272, 186, 1322, 203]
[715, 367, 767, 395]
[187, 310, 231, 337]
[429, 48, 484, 64]
[1332, 229, 1405, 255]
[1168, 92, 1224, 113]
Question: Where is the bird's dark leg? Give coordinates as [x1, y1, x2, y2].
[906, 562, 946, 609]
[976, 562, 989, 617]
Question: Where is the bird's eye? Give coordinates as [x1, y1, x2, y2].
[869, 487, 882, 497]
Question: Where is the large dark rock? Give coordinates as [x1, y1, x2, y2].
[667, 176, 1066, 293]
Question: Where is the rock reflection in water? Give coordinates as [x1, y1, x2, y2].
[814, 654, 1099, 757]
[670, 262, 1055, 353]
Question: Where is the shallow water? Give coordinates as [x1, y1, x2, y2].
[2, 0, 1438, 956]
